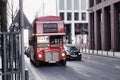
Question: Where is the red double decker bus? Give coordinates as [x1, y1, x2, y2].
[28, 16, 66, 66]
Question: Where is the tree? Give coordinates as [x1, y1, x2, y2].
[0, 0, 7, 32]
[0, 0, 7, 80]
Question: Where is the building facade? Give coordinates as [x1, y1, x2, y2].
[56, 0, 89, 44]
[88, 0, 120, 51]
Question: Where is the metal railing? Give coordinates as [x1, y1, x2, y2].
[0, 32, 22, 80]
[75, 44, 120, 59]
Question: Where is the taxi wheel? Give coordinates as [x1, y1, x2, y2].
[78, 55, 82, 61]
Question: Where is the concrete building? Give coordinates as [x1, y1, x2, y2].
[56, 0, 89, 44]
[88, 0, 120, 51]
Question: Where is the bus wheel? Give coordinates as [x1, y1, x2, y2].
[30, 56, 34, 64]
[60, 60, 66, 66]
[34, 60, 40, 67]
[30, 58, 33, 63]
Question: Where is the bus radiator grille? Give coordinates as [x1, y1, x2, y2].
[45, 52, 59, 62]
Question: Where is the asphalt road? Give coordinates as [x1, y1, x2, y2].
[25, 54, 120, 80]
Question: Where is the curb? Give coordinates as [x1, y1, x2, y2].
[83, 53, 120, 59]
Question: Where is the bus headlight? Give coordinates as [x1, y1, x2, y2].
[62, 53, 65, 57]
[38, 54, 42, 58]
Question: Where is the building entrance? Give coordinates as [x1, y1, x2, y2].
[65, 24, 71, 44]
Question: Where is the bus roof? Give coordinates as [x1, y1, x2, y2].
[35, 16, 62, 22]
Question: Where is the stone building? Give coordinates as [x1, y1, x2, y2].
[88, 0, 120, 51]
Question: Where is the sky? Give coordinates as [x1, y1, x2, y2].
[23, 0, 42, 22]
[23, 0, 57, 23]
[7, 0, 56, 45]
[8, 0, 56, 23]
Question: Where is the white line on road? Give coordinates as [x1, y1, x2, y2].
[74, 69, 91, 77]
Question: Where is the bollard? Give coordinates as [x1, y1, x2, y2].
[88, 47, 90, 55]
[113, 50, 115, 56]
[25, 69, 29, 80]
[97, 49, 98, 55]
[107, 50, 108, 56]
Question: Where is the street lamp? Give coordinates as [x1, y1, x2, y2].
[19, 0, 25, 80]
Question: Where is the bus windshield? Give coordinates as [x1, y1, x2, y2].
[50, 36, 63, 45]
[37, 35, 64, 47]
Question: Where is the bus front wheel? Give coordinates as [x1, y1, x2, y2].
[34, 60, 40, 67]
[60, 60, 66, 66]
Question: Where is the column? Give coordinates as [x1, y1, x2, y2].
[89, 12, 94, 49]
[101, 8, 106, 50]
[94, 0, 96, 5]
[88, 12, 91, 48]
[111, 4, 119, 51]
[71, 23, 75, 44]
[97, 11, 102, 50]
[94, 11, 101, 50]
[94, 11, 97, 49]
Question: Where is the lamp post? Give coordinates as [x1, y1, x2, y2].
[19, 0, 25, 80]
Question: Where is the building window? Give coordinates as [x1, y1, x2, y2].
[75, 23, 88, 35]
[74, 0, 79, 10]
[74, 13, 79, 20]
[67, 0, 72, 10]
[60, 13, 64, 20]
[81, 12, 86, 20]
[67, 12, 72, 21]
[89, 0, 94, 7]
[59, 0, 64, 10]
[96, 0, 101, 4]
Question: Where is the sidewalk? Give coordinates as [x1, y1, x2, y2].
[80, 48, 120, 59]
[25, 56, 42, 80]
[0, 55, 41, 80]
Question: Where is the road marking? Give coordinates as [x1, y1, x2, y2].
[73, 69, 91, 77]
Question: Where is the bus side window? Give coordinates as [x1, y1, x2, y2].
[29, 36, 36, 45]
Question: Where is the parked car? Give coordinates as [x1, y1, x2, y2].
[64, 45, 82, 60]
[24, 46, 30, 57]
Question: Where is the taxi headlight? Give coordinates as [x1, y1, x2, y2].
[38, 54, 42, 58]
[78, 53, 81, 55]
[62, 53, 65, 57]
